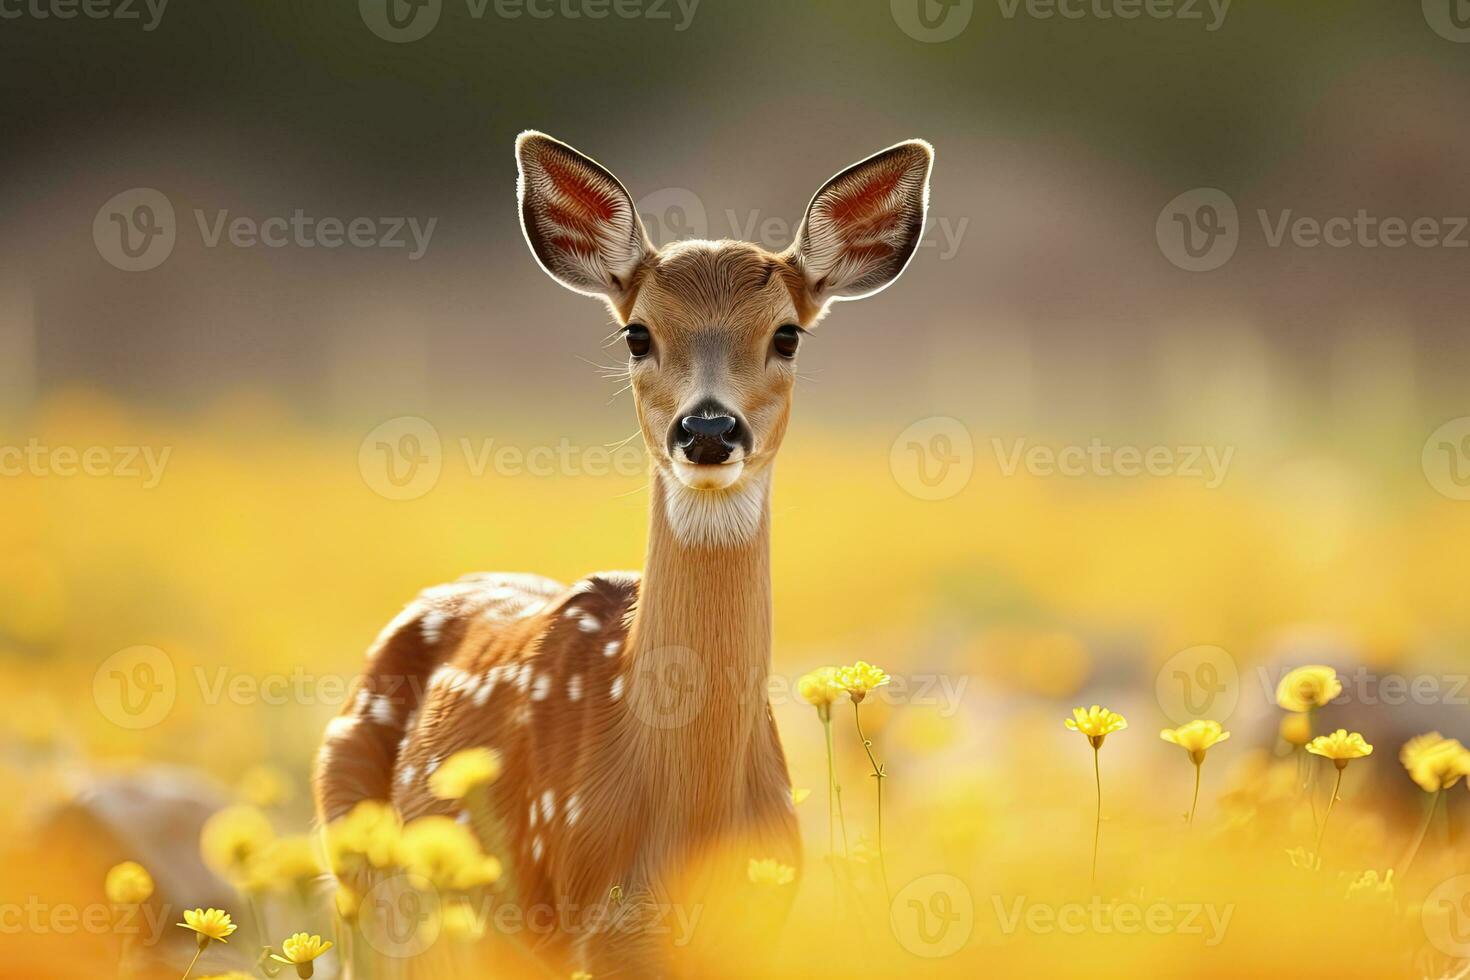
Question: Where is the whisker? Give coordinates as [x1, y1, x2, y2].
[613, 480, 650, 500]
[603, 431, 642, 451]
[576, 354, 628, 377]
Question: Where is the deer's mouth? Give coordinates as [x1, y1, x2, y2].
[670, 457, 745, 491]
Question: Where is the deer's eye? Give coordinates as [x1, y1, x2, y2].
[625, 324, 652, 359]
[772, 324, 801, 359]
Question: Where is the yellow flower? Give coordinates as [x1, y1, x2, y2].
[255, 835, 325, 894]
[397, 816, 502, 891]
[325, 800, 402, 876]
[1344, 869, 1395, 905]
[429, 748, 503, 801]
[1065, 705, 1128, 748]
[440, 900, 486, 943]
[1400, 733, 1470, 793]
[237, 764, 294, 808]
[1159, 720, 1231, 765]
[571, 973, 594, 980]
[270, 933, 333, 978]
[200, 805, 275, 887]
[1275, 665, 1342, 712]
[791, 787, 811, 806]
[797, 667, 846, 712]
[104, 861, 154, 905]
[747, 858, 796, 887]
[1280, 712, 1312, 747]
[1307, 729, 1374, 768]
[837, 661, 890, 703]
[178, 908, 237, 948]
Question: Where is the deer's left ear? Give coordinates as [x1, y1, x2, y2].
[788, 139, 933, 307]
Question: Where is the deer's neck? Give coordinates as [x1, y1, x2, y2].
[625, 469, 774, 775]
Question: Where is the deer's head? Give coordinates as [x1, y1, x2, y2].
[515, 131, 933, 545]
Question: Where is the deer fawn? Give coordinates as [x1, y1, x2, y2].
[314, 131, 933, 976]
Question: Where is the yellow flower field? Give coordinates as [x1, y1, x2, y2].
[3, 389, 1470, 978]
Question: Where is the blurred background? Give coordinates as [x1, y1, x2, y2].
[4, 0, 1470, 976]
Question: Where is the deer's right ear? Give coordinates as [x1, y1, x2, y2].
[516, 131, 653, 302]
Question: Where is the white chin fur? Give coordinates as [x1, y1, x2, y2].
[671, 459, 744, 490]
[661, 467, 769, 548]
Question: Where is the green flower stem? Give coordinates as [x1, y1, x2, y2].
[1189, 760, 1202, 827]
[852, 699, 890, 900]
[1398, 786, 1444, 878]
[1314, 764, 1346, 866]
[1091, 744, 1102, 884]
[248, 894, 281, 977]
[180, 943, 204, 980]
[821, 711, 849, 858]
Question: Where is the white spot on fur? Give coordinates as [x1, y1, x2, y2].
[529, 801, 538, 827]
[565, 792, 582, 826]
[567, 674, 583, 701]
[431, 666, 479, 699]
[532, 673, 551, 701]
[576, 613, 601, 633]
[603, 639, 621, 658]
[420, 609, 449, 645]
[324, 716, 358, 740]
[425, 756, 441, 775]
[539, 788, 555, 824]
[398, 764, 417, 787]
[610, 676, 624, 701]
[516, 663, 532, 693]
[532, 836, 544, 861]
[368, 695, 398, 726]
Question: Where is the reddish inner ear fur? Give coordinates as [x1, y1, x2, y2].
[539, 153, 620, 223]
[827, 166, 904, 229]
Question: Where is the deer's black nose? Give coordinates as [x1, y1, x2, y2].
[676, 414, 741, 465]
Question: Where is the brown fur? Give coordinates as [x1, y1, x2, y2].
[314, 132, 932, 977]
